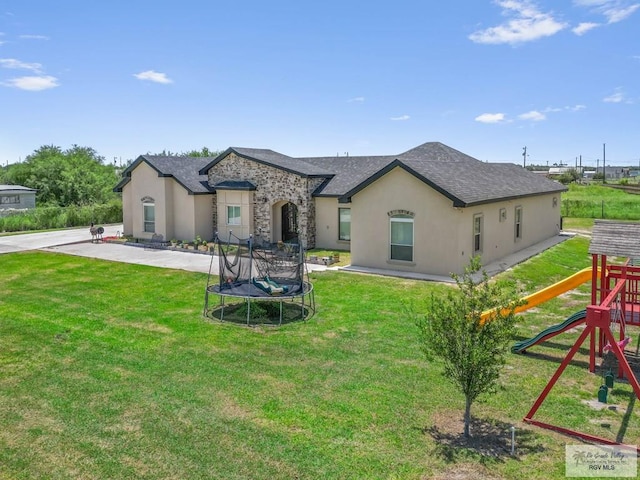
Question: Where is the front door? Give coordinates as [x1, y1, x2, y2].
[281, 202, 298, 242]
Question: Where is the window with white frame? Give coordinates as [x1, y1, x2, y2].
[143, 203, 155, 233]
[227, 205, 241, 225]
[473, 214, 483, 254]
[390, 214, 413, 261]
[514, 206, 523, 240]
[338, 208, 351, 241]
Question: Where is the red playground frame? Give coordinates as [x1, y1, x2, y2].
[523, 220, 640, 451]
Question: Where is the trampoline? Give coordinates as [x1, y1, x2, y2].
[203, 232, 315, 326]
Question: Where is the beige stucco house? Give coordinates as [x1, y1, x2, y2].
[115, 142, 566, 276]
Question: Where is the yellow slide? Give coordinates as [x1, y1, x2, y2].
[481, 267, 593, 323]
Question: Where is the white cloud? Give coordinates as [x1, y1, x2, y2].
[603, 87, 626, 103]
[475, 112, 507, 123]
[133, 70, 173, 84]
[519, 110, 546, 121]
[543, 104, 587, 112]
[348, 96, 365, 103]
[574, 0, 640, 24]
[390, 115, 410, 121]
[572, 22, 600, 34]
[469, 0, 568, 45]
[0, 58, 43, 73]
[602, 87, 635, 104]
[1, 75, 59, 91]
[19, 34, 49, 40]
[604, 3, 640, 22]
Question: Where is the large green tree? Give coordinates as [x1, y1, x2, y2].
[0, 145, 120, 207]
[414, 257, 522, 438]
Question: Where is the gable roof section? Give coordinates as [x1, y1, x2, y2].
[299, 155, 398, 196]
[334, 142, 566, 206]
[589, 220, 640, 258]
[199, 147, 333, 178]
[114, 155, 215, 194]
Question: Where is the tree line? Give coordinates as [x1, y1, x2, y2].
[0, 145, 221, 208]
[0, 145, 220, 232]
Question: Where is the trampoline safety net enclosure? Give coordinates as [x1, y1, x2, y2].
[203, 232, 315, 326]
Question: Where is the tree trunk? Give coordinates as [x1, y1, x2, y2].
[463, 396, 472, 438]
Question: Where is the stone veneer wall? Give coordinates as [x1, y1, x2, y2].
[207, 153, 325, 248]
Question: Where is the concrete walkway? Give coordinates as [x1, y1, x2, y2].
[1, 225, 572, 281]
[343, 233, 574, 283]
[0, 225, 332, 275]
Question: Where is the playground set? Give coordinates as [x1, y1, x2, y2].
[505, 220, 640, 448]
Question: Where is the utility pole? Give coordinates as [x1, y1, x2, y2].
[603, 143, 606, 184]
[522, 146, 527, 168]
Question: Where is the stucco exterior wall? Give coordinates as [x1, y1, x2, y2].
[127, 162, 167, 240]
[194, 195, 215, 242]
[207, 153, 324, 247]
[458, 193, 561, 269]
[315, 196, 352, 252]
[122, 161, 214, 242]
[350, 167, 562, 277]
[350, 167, 462, 276]
[215, 189, 254, 240]
[121, 181, 133, 235]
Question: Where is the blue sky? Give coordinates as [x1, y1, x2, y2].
[1, 0, 638, 167]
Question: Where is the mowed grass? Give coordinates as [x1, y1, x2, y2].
[1, 240, 639, 480]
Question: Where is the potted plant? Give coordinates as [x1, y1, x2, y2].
[332, 252, 340, 263]
[198, 241, 209, 252]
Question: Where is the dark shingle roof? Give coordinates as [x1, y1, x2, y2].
[199, 147, 333, 177]
[589, 220, 640, 258]
[114, 156, 215, 194]
[300, 155, 397, 196]
[118, 141, 566, 206]
[307, 142, 565, 205]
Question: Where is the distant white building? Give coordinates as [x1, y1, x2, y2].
[0, 185, 37, 212]
[548, 167, 572, 175]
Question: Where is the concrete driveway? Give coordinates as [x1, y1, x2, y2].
[0, 225, 331, 275]
[0, 224, 123, 254]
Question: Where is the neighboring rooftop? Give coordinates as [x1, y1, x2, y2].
[0, 184, 37, 192]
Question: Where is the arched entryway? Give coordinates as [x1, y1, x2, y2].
[281, 202, 298, 242]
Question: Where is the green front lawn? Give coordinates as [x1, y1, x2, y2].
[0, 238, 638, 479]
